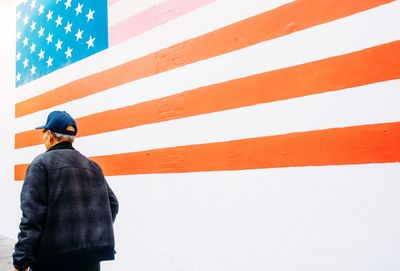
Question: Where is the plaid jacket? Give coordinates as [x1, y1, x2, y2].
[13, 142, 119, 271]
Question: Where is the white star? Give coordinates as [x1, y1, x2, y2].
[30, 21, 36, 31]
[23, 58, 29, 68]
[75, 3, 83, 15]
[64, 22, 72, 34]
[38, 4, 45, 15]
[46, 56, 53, 67]
[75, 28, 83, 41]
[30, 65, 36, 75]
[65, 47, 73, 59]
[23, 15, 29, 25]
[46, 10, 53, 21]
[86, 35, 95, 49]
[30, 0, 36, 10]
[16, 10, 21, 20]
[55, 15, 63, 27]
[16, 31, 22, 41]
[55, 39, 63, 51]
[65, 0, 72, 10]
[86, 9, 94, 22]
[16, 52, 21, 61]
[23, 37, 29, 47]
[16, 73, 22, 82]
[30, 42, 36, 53]
[38, 26, 45, 37]
[38, 49, 45, 60]
[46, 33, 53, 44]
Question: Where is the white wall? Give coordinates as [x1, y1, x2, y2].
[102, 166, 400, 271]
[0, 2, 24, 239]
[2, 1, 400, 271]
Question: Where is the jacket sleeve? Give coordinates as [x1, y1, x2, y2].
[106, 182, 119, 222]
[13, 164, 48, 271]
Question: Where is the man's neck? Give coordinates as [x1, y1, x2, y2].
[47, 141, 74, 152]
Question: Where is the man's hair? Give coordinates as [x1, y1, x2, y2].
[53, 131, 75, 143]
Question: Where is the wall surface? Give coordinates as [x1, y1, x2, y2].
[1, 0, 400, 271]
[0, 1, 23, 240]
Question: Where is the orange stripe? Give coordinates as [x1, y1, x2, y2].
[14, 122, 400, 180]
[15, 164, 29, 181]
[15, 40, 400, 149]
[15, 0, 393, 118]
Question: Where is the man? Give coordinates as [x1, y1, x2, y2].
[13, 111, 119, 271]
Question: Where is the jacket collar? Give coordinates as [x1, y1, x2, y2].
[47, 141, 75, 152]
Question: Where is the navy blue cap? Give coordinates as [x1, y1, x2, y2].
[35, 111, 78, 136]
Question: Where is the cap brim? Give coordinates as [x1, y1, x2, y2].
[35, 125, 47, 130]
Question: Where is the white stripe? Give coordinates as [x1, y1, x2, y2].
[98, 162, 400, 182]
[15, 1, 400, 133]
[15, 0, 293, 101]
[15, 80, 400, 164]
[108, 0, 162, 27]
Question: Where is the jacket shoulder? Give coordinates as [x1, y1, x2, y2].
[88, 159, 104, 173]
[30, 152, 49, 168]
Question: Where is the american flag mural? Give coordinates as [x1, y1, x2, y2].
[14, 0, 400, 179]
[12, 0, 400, 268]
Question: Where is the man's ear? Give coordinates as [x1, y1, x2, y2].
[48, 132, 55, 143]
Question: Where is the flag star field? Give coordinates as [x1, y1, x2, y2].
[15, 0, 108, 87]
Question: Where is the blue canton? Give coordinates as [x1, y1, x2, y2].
[16, 0, 108, 87]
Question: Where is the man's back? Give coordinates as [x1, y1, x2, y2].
[14, 142, 118, 271]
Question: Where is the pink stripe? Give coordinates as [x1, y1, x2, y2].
[108, 0, 120, 6]
[109, 0, 216, 47]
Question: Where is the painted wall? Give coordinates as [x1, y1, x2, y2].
[0, 1, 23, 240]
[1, 1, 400, 271]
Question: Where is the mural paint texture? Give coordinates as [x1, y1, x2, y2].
[14, 0, 400, 179]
